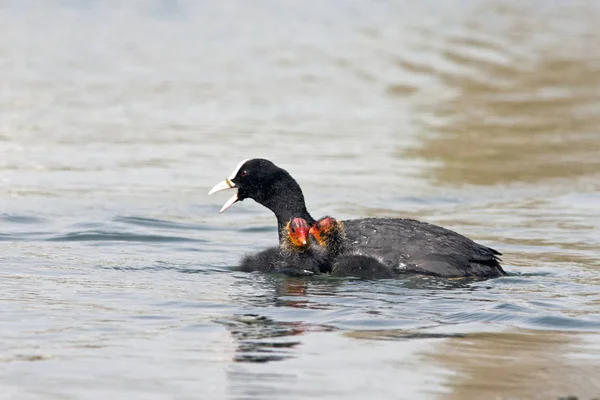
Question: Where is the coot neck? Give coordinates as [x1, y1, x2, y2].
[257, 175, 315, 243]
[274, 210, 315, 242]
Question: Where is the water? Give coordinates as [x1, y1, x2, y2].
[1, 1, 600, 398]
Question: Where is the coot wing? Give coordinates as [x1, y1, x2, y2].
[342, 218, 504, 278]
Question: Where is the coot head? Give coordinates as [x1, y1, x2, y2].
[309, 216, 346, 257]
[209, 159, 315, 238]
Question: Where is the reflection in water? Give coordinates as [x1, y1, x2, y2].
[273, 279, 331, 310]
[222, 315, 306, 363]
[224, 276, 339, 364]
[399, 2, 600, 186]
[223, 274, 490, 366]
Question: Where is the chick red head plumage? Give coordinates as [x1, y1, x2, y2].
[309, 216, 339, 247]
[285, 217, 311, 250]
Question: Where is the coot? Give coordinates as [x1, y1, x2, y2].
[310, 216, 394, 279]
[238, 217, 328, 276]
[210, 159, 506, 278]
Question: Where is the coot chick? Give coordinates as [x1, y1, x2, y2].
[237, 247, 284, 274]
[310, 216, 394, 279]
[277, 217, 330, 275]
[238, 217, 328, 276]
[210, 159, 506, 278]
[331, 254, 394, 279]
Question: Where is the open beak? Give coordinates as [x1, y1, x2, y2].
[208, 159, 250, 214]
[208, 179, 238, 213]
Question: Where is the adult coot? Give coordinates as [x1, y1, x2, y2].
[310, 216, 394, 279]
[238, 217, 328, 276]
[210, 159, 506, 278]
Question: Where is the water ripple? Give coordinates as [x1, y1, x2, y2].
[114, 216, 208, 231]
[46, 231, 205, 243]
[0, 214, 47, 224]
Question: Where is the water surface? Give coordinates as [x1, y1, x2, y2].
[1, 1, 600, 399]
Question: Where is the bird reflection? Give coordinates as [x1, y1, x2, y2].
[224, 314, 306, 363]
[223, 276, 340, 363]
[223, 272, 484, 364]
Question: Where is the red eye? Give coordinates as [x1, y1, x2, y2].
[240, 170, 248, 177]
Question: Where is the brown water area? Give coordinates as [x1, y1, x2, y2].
[408, 3, 600, 186]
[433, 331, 600, 399]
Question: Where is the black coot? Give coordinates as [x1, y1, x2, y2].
[237, 217, 328, 276]
[210, 159, 506, 278]
[310, 216, 394, 279]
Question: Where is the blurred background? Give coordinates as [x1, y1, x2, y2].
[1, 1, 600, 399]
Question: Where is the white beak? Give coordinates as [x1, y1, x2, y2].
[208, 178, 235, 195]
[208, 179, 238, 213]
[208, 159, 250, 214]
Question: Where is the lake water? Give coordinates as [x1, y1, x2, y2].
[1, 1, 600, 399]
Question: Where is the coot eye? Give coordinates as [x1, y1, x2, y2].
[240, 170, 248, 177]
